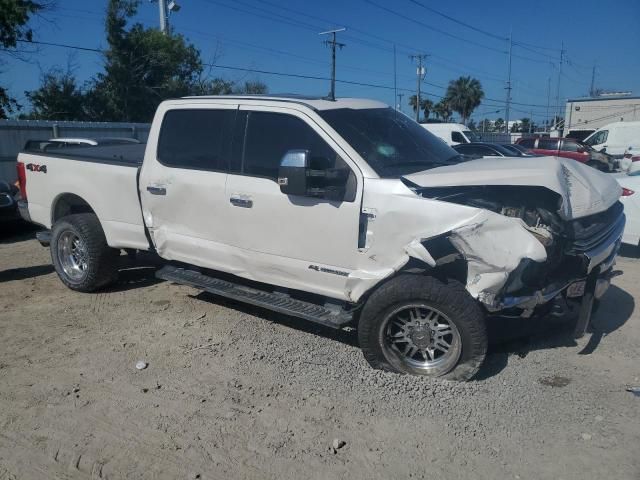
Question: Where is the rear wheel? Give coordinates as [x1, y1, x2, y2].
[50, 213, 119, 292]
[358, 275, 488, 381]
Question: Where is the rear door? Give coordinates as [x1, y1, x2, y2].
[223, 105, 363, 299]
[139, 103, 239, 270]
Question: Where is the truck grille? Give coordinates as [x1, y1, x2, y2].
[564, 202, 625, 255]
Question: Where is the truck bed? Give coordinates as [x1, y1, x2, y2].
[26, 143, 146, 167]
[19, 144, 150, 251]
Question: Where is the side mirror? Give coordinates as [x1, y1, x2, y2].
[600, 147, 607, 153]
[277, 149, 350, 200]
[278, 150, 310, 197]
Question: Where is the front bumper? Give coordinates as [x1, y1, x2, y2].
[488, 211, 624, 314]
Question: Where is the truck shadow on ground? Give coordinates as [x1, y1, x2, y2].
[0, 264, 54, 283]
[476, 284, 634, 380]
[0, 222, 39, 244]
[193, 283, 634, 381]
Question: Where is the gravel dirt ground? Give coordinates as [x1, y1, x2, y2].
[0, 224, 638, 480]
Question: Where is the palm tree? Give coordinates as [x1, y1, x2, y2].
[444, 76, 484, 125]
[408, 96, 434, 121]
[433, 100, 452, 122]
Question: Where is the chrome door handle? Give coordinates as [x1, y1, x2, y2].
[230, 195, 253, 208]
[147, 186, 166, 195]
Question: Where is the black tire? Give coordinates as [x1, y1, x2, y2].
[50, 213, 119, 292]
[358, 274, 487, 381]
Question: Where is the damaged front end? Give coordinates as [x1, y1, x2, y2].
[415, 182, 625, 328]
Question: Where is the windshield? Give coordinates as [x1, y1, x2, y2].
[463, 130, 479, 142]
[319, 107, 464, 177]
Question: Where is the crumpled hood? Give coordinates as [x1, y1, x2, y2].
[403, 156, 621, 220]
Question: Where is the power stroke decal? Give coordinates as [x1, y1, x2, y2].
[308, 265, 349, 277]
[26, 163, 47, 173]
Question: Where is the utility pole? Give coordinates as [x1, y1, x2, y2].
[504, 27, 513, 135]
[529, 109, 533, 134]
[409, 53, 428, 122]
[393, 44, 397, 110]
[156, 0, 181, 35]
[546, 76, 551, 133]
[320, 28, 346, 101]
[555, 41, 565, 132]
[158, 0, 167, 34]
[397, 93, 404, 112]
[589, 64, 596, 97]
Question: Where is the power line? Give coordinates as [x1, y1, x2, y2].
[365, 0, 507, 55]
[406, 0, 506, 41]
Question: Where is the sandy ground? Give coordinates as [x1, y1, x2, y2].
[0, 224, 638, 480]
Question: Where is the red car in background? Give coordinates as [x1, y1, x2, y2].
[515, 137, 614, 171]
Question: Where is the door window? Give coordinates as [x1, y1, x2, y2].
[538, 138, 560, 150]
[157, 109, 234, 171]
[587, 130, 608, 145]
[451, 131, 467, 143]
[235, 111, 344, 179]
[561, 140, 579, 152]
[518, 138, 535, 148]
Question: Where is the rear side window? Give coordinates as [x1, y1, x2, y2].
[539, 138, 560, 150]
[237, 111, 341, 179]
[158, 109, 234, 170]
[518, 138, 535, 148]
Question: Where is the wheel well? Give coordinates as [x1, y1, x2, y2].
[399, 257, 469, 286]
[52, 193, 96, 224]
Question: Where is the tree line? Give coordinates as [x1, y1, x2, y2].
[408, 76, 484, 125]
[3, 1, 490, 126]
[1, 0, 267, 122]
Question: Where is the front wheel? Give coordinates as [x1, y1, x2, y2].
[50, 213, 119, 292]
[358, 275, 487, 381]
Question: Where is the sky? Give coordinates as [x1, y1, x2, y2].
[3, 0, 640, 124]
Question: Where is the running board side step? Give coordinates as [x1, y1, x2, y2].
[156, 265, 353, 329]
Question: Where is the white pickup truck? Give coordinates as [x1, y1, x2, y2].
[17, 95, 625, 381]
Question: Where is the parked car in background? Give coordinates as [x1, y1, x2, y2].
[421, 123, 477, 146]
[0, 179, 20, 223]
[516, 137, 614, 171]
[504, 143, 539, 156]
[614, 172, 640, 246]
[453, 142, 524, 158]
[583, 121, 640, 160]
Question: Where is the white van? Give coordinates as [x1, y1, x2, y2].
[422, 123, 476, 146]
[583, 121, 640, 167]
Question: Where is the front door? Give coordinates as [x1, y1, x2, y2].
[224, 105, 363, 300]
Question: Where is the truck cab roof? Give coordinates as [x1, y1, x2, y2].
[178, 95, 388, 111]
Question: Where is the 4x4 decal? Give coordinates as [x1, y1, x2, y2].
[26, 163, 47, 174]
